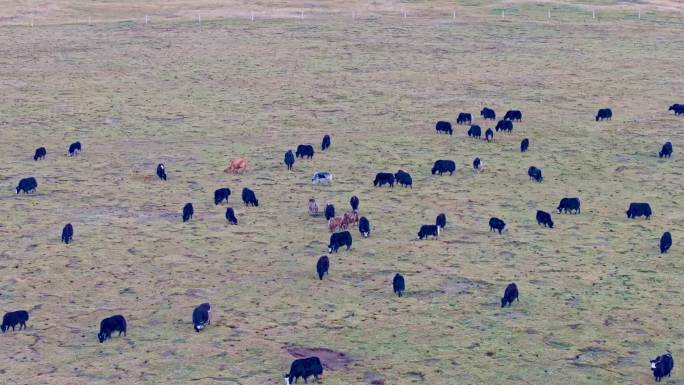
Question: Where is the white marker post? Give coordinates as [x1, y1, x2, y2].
[638, 10, 641, 20]
[592, 9, 595, 19]
[198, 13, 201, 26]
[300, 11, 303, 19]
[453, 10, 456, 20]
[251, 12, 254, 21]
[502, 10, 505, 19]
[403, 10, 407, 19]
[88, 16, 92, 25]
[145, 15, 149, 25]
[30, 17, 34, 27]
[548, 9, 551, 19]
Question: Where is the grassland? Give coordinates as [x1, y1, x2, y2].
[0, 1, 683, 384]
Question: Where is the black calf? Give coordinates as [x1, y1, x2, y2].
[192, 303, 211, 332]
[393, 273, 405, 297]
[536, 210, 554, 228]
[489, 217, 506, 234]
[214, 188, 231, 205]
[62, 223, 74, 244]
[321, 134, 331, 151]
[316, 256, 329, 280]
[182, 203, 194, 222]
[156, 163, 167, 180]
[520, 138, 529, 152]
[34, 147, 47, 161]
[501, 283, 519, 307]
[225, 207, 238, 225]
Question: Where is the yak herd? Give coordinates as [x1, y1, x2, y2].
[4, 104, 680, 384]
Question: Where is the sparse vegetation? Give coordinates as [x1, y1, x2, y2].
[1, 1, 682, 384]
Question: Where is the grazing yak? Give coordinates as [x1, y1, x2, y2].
[225, 208, 238, 225]
[182, 203, 194, 222]
[596, 108, 612, 121]
[393, 273, 405, 297]
[284, 150, 295, 170]
[626, 202, 651, 219]
[432, 160, 456, 175]
[467, 125, 482, 138]
[359, 216, 370, 237]
[528, 166, 543, 182]
[669, 104, 683, 115]
[650, 353, 674, 382]
[225, 158, 248, 173]
[659, 142, 672, 158]
[501, 283, 519, 307]
[316, 255, 329, 280]
[395, 170, 412, 188]
[61, 223, 74, 244]
[485, 128, 494, 142]
[16, 177, 37, 194]
[68, 141, 81, 156]
[284, 356, 323, 385]
[495, 119, 513, 132]
[503, 110, 522, 121]
[328, 231, 352, 253]
[295, 144, 315, 159]
[481, 107, 496, 120]
[324, 202, 335, 221]
[557, 198, 581, 214]
[343, 211, 359, 227]
[536, 210, 554, 228]
[1, 310, 29, 332]
[98, 315, 127, 343]
[456, 112, 472, 125]
[435, 121, 453, 135]
[33, 147, 47, 161]
[192, 303, 211, 332]
[328, 217, 347, 233]
[489, 217, 506, 234]
[312, 171, 333, 185]
[214, 188, 231, 205]
[520, 138, 529, 152]
[374, 172, 395, 187]
[308, 198, 320, 216]
[156, 163, 167, 180]
[418, 224, 439, 240]
[660, 232, 672, 254]
[350, 195, 359, 212]
[321, 134, 331, 151]
[242, 188, 259, 207]
[436, 213, 446, 231]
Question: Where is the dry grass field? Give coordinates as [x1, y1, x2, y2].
[1, 1, 683, 384]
